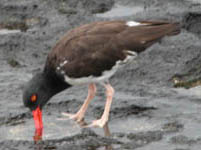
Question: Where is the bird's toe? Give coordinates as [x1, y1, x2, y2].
[61, 112, 84, 122]
[85, 118, 107, 128]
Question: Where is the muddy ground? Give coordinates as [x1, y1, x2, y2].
[0, 0, 201, 149]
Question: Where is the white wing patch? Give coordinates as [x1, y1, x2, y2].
[126, 21, 147, 27]
[64, 51, 138, 85]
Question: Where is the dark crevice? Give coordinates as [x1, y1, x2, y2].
[183, 12, 201, 38]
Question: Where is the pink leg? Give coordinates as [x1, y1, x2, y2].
[87, 83, 114, 128]
[62, 83, 96, 122]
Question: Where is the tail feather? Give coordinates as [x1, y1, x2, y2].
[165, 23, 181, 36]
[117, 21, 181, 53]
[139, 21, 181, 36]
[141, 22, 180, 50]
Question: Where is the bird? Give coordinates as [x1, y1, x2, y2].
[23, 20, 180, 137]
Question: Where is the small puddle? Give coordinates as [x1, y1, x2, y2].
[174, 86, 201, 97]
[182, 119, 201, 138]
[96, 4, 144, 18]
[0, 117, 81, 141]
[0, 29, 21, 35]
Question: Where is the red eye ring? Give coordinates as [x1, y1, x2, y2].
[31, 94, 37, 102]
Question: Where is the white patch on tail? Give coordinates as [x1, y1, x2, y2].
[126, 21, 141, 27]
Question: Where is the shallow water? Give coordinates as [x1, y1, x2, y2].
[0, 29, 21, 35]
[0, 117, 81, 141]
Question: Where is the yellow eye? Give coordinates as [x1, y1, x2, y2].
[31, 94, 37, 102]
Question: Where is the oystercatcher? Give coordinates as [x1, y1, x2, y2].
[23, 20, 180, 135]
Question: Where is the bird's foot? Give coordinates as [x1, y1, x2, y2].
[61, 112, 84, 122]
[85, 118, 108, 128]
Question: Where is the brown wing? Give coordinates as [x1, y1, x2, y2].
[45, 20, 180, 78]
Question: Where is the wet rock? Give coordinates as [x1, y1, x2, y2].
[7, 58, 21, 68]
[45, 99, 82, 113]
[183, 12, 201, 38]
[0, 112, 31, 126]
[109, 104, 156, 120]
[121, 141, 144, 149]
[56, 0, 114, 14]
[174, 149, 190, 150]
[0, 21, 28, 31]
[112, 132, 126, 138]
[162, 121, 184, 133]
[170, 135, 201, 145]
[173, 51, 201, 82]
[120, 131, 163, 149]
[127, 131, 163, 144]
[58, 6, 78, 15]
[172, 76, 201, 89]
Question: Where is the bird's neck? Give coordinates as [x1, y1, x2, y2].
[42, 69, 71, 97]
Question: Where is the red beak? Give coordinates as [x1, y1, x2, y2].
[32, 106, 43, 141]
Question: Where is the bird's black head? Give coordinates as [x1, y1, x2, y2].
[23, 72, 52, 111]
[23, 71, 71, 111]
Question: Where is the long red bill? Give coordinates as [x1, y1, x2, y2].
[32, 106, 43, 141]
